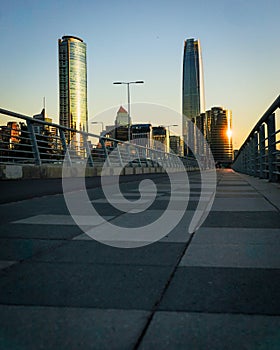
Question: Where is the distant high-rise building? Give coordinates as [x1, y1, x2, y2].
[58, 35, 88, 139]
[204, 107, 233, 164]
[33, 108, 47, 135]
[131, 124, 152, 148]
[33, 109, 56, 136]
[169, 135, 184, 156]
[193, 113, 206, 156]
[115, 106, 130, 141]
[152, 126, 168, 152]
[115, 106, 130, 126]
[182, 38, 205, 154]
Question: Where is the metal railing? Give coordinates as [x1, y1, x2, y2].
[0, 108, 200, 172]
[232, 95, 280, 182]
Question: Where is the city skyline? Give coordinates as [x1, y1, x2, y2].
[0, 0, 280, 149]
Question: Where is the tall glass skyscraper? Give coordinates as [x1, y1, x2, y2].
[58, 36, 88, 138]
[182, 38, 205, 152]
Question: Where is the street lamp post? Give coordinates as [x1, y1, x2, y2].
[113, 81, 144, 142]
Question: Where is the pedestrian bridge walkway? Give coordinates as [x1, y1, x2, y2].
[0, 169, 280, 349]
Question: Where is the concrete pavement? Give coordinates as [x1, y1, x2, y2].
[0, 169, 280, 349]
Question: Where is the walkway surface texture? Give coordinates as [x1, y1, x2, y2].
[0, 169, 280, 349]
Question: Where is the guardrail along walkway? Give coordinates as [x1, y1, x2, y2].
[0, 169, 280, 349]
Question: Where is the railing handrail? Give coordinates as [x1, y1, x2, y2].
[0, 107, 100, 136]
[234, 95, 280, 160]
[233, 95, 280, 182]
[0, 107, 202, 169]
[0, 107, 186, 158]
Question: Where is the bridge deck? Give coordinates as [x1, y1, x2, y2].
[0, 169, 280, 349]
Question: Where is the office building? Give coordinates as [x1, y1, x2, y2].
[193, 113, 207, 156]
[204, 107, 233, 164]
[58, 35, 88, 141]
[114, 106, 131, 141]
[0, 122, 20, 150]
[131, 124, 152, 148]
[182, 38, 205, 154]
[170, 135, 184, 156]
[152, 126, 168, 152]
[33, 109, 56, 136]
[115, 106, 130, 126]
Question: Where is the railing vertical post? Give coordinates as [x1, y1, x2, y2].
[266, 113, 277, 182]
[162, 152, 167, 169]
[247, 142, 251, 175]
[100, 138, 111, 166]
[59, 128, 71, 166]
[170, 154, 175, 168]
[27, 120, 41, 165]
[125, 144, 133, 165]
[240, 149, 244, 173]
[244, 144, 249, 174]
[117, 144, 124, 168]
[83, 135, 94, 167]
[253, 133, 258, 177]
[248, 139, 253, 175]
[134, 146, 142, 167]
[164, 153, 169, 168]
[241, 146, 246, 174]
[157, 151, 163, 169]
[259, 124, 265, 179]
[167, 153, 172, 168]
[250, 138, 255, 176]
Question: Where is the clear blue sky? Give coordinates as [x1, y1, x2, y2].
[0, 0, 279, 148]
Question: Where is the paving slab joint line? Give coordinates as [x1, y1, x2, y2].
[133, 231, 196, 349]
[16, 213, 126, 264]
[236, 172, 280, 213]
[0, 240, 71, 276]
[216, 171, 225, 186]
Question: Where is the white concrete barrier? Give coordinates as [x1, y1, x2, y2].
[3, 165, 23, 179]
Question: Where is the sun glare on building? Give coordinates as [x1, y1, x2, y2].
[226, 128, 233, 139]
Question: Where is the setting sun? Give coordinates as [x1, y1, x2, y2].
[226, 128, 233, 139]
